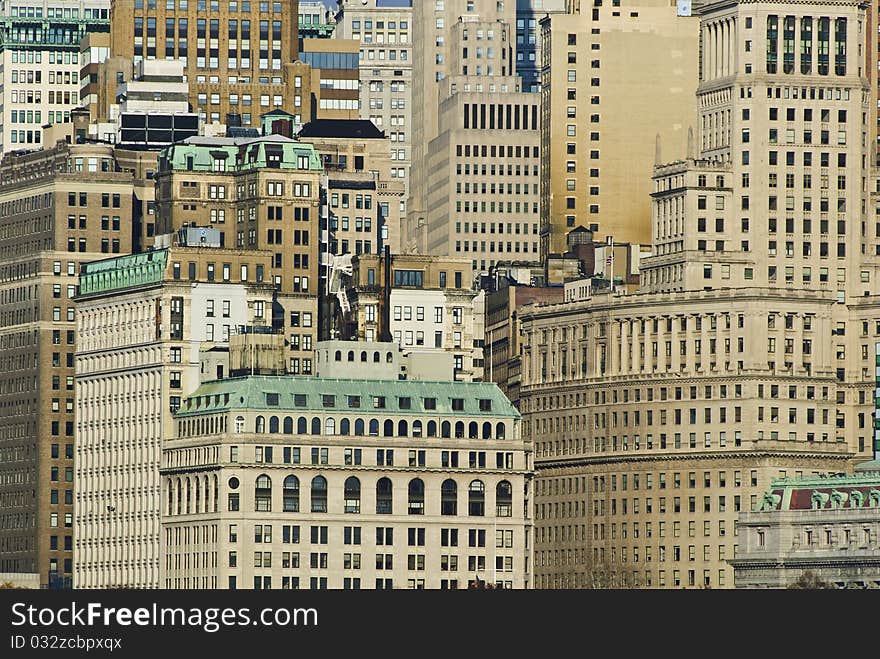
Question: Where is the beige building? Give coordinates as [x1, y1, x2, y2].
[155, 133, 324, 376]
[539, 1, 700, 256]
[161, 374, 531, 589]
[73, 239, 277, 589]
[729, 461, 880, 588]
[408, 0, 534, 266]
[109, 0, 314, 130]
[0, 0, 110, 153]
[0, 138, 136, 587]
[296, 116, 404, 254]
[299, 37, 361, 121]
[334, 0, 412, 221]
[520, 0, 879, 589]
[337, 253, 481, 381]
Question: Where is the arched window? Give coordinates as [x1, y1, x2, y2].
[203, 476, 210, 514]
[283, 475, 300, 512]
[194, 476, 200, 512]
[369, 419, 379, 436]
[255, 416, 266, 433]
[398, 420, 408, 437]
[482, 421, 492, 439]
[185, 478, 191, 514]
[344, 476, 361, 513]
[325, 418, 336, 435]
[234, 416, 245, 433]
[496, 422, 506, 440]
[441, 479, 458, 515]
[283, 416, 293, 434]
[311, 476, 328, 513]
[166, 479, 173, 516]
[468, 480, 485, 516]
[255, 474, 272, 512]
[386, 351, 393, 363]
[176, 479, 182, 515]
[213, 475, 218, 513]
[468, 421, 479, 439]
[373, 351, 380, 362]
[412, 420, 423, 437]
[376, 477, 393, 514]
[455, 421, 465, 438]
[340, 418, 350, 435]
[227, 476, 240, 512]
[297, 417, 307, 434]
[269, 416, 279, 433]
[408, 478, 425, 515]
[311, 417, 321, 435]
[335, 350, 342, 361]
[383, 419, 394, 437]
[441, 421, 451, 438]
[347, 350, 355, 362]
[427, 420, 437, 437]
[360, 351, 368, 362]
[354, 418, 365, 436]
[496, 480, 513, 517]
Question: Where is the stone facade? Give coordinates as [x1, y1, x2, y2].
[730, 466, 880, 588]
[161, 375, 532, 589]
[73, 245, 276, 588]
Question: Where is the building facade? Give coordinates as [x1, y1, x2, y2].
[521, 0, 878, 589]
[73, 242, 276, 588]
[515, 0, 565, 93]
[539, 1, 699, 255]
[108, 0, 314, 130]
[0, 139, 135, 587]
[730, 464, 880, 588]
[334, 0, 412, 223]
[161, 375, 531, 589]
[340, 254, 481, 381]
[155, 133, 324, 376]
[0, 0, 110, 153]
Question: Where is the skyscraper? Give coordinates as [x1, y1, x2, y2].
[523, 0, 876, 589]
[109, 0, 313, 129]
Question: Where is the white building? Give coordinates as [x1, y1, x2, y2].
[73, 242, 276, 588]
[0, 0, 110, 153]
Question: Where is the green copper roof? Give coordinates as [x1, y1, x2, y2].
[78, 249, 168, 297]
[177, 375, 520, 419]
[161, 137, 323, 173]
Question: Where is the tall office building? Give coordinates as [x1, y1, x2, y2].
[109, 0, 313, 129]
[335, 0, 412, 224]
[154, 131, 325, 376]
[514, 0, 565, 93]
[539, 1, 699, 255]
[521, 0, 876, 589]
[0, 0, 110, 153]
[74, 237, 276, 588]
[0, 139, 135, 587]
[161, 373, 531, 589]
[408, 2, 541, 273]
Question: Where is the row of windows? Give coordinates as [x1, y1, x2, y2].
[241, 416, 508, 440]
[167, 475, 513, 518]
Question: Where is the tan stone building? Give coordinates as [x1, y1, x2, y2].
[161, 374, 531, 589]
[155, 133, 324, 375]
[521, 0, 879, 589]
[408, 0, 539, 270]
[297, 117, 404, 254]
[334, 0, 413, 221]
[299, 37, 360, 121]
[0, 139, 136, 587]
[337, 254, 481, 382]
[539, 1, 700, 255]
[74, 239, 277, 588]
[729, 461, 880, 588]
[108, 0, 314, 130]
